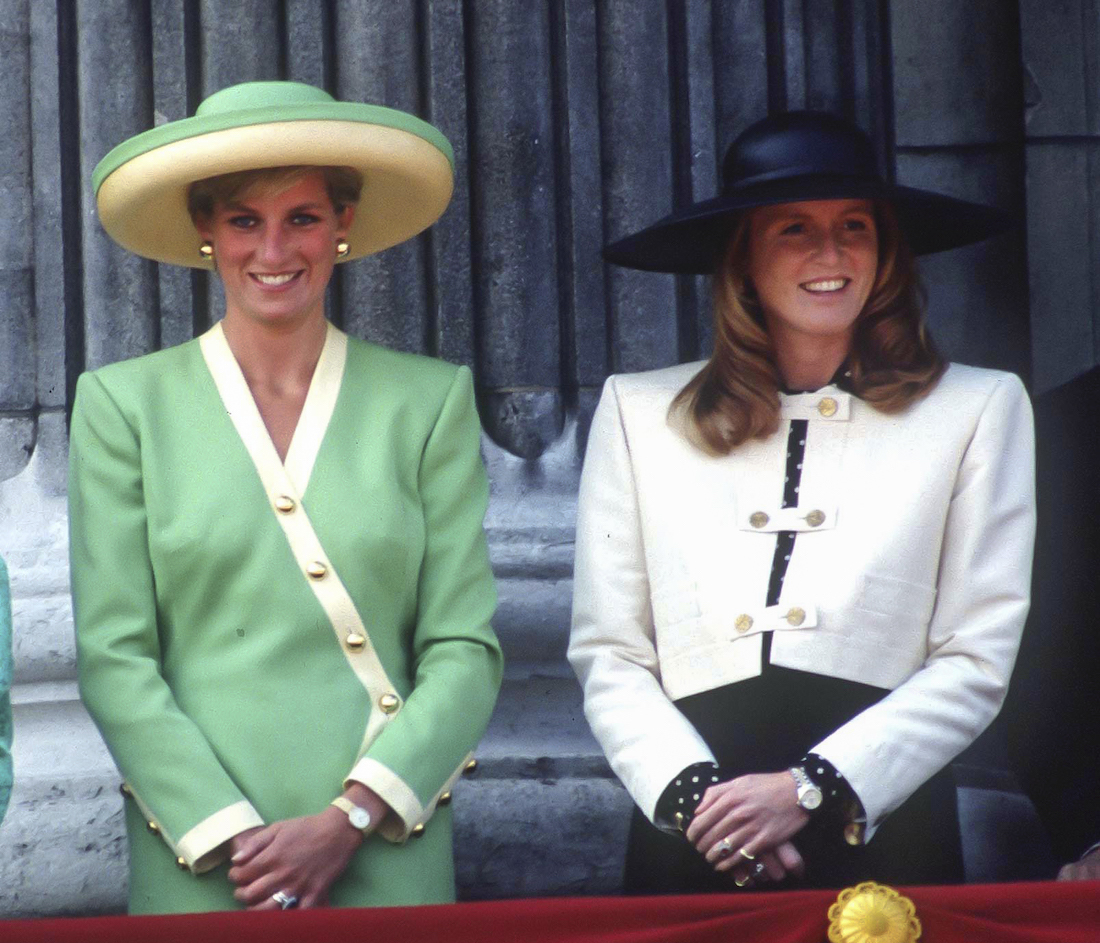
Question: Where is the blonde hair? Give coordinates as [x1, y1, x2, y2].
[187, 165, 362, 220]
[671, 201, 946, 455]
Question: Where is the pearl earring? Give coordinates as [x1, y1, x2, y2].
[199, 241, 214, 260]
[336, 240, 350, 259]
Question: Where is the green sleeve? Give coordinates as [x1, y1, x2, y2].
[0, 556, 12, 825]
[355, 365, 502, 808]
[68, 373, 262, 869]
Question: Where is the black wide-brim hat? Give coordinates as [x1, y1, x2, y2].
[603, 110, 1012, 274]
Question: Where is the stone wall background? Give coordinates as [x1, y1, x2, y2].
[0, 0, 1085, 916]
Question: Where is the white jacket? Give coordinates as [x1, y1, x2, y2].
[568, 361, 1035, 839]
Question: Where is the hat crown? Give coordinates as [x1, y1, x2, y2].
[195, 81, 336, 118]
[721, 110, 880, 194]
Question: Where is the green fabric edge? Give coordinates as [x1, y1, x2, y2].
[92, 103, 454, 195]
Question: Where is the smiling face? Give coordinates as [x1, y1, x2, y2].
[195, 170, 354, 331]
[746, 199, 878, 355]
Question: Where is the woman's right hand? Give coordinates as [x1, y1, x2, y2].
[686, 771, 811, 882]
[227, 809, 364, 909]
[226, 783, 389, 909]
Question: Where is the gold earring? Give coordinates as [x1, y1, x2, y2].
[336, 240, 350, 259]
[199, 241, 214, 260]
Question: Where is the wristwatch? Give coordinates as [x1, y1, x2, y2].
[789, 766, 823, 812]
[330, 796, 373, 834]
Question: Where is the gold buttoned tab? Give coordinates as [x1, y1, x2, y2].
[748, 511, 769, 529]
[176, 856, 189, 871]
[805, 509, 826, 527]
[464, 758, 479, 775]
[346, 632, 366, 651]
[146, 820, 160, 835]
[438, 791, 452, 806]
[379, 693, 400, 714]
[785, 607, 806, 627]
[734, 614, 754, 634]
[274, 495, 296, 514]
[411, 823, 426, 838]
[306, 560, 328, 580]
[817, 397, 838, 417]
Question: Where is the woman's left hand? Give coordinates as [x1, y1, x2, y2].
[685, 771, 810, 875]
[227, 808, 363, 909]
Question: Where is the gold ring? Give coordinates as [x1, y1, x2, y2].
[734, 874, 752, 888]
[737, 847, 756, 862]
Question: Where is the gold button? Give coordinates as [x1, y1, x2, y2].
[411, 823, 426, 838]
[346, 632, 366, 651]
[844, 822, 865, 846]
[805, 509, 826, 527]
[748, 511, 769, 529]
[785, 607, 806, 627]
[119, 782, 132, 798]
[306, 561, 328, 580]
[464, 758, 479, 775]
[274, 495, 296, 514]
[176, 857, 189, 871]
[146, 821, 160, 835]
[438, 791, 452, 806]
[379, 693, 400, 714]
[817, 397, 838, 417]
[734, 614, 753, 634]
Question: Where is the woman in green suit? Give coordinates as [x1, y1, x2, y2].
[69, 82, 502, 914]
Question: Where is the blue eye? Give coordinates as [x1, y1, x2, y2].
[291, 213, 321, 226]
[228, 215, 258, 229]
[844, 218, 870, 232]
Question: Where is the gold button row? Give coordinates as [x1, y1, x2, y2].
[379, 693, 400, 714]
[748, 509, 826, 529]
[817, 396, 838, 417]
[735, 607, 805, 634]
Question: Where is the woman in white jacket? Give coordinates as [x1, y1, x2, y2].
[569, 110, 1034, 892]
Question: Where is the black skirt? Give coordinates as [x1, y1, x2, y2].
[624, 661, 963, 893]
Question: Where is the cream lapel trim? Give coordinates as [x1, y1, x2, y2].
[284, 322, 347, 494]
[199, 321, 401, 750]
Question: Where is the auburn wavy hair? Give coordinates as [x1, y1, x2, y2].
[670, 200, 946, 455]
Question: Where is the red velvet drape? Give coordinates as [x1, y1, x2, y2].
[4, 882, 1099, 942]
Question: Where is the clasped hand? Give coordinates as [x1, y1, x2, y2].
[227, 784, 388, 909]
[227, 809, 363, 909]
[684, 771, 810, 885]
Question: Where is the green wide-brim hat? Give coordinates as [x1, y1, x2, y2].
[93, 81, 455, 268]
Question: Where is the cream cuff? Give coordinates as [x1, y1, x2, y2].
[177, 800, 265, 873]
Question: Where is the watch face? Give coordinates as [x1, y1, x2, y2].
[349, 807, 372, 830]
[799, 787, 823, 811]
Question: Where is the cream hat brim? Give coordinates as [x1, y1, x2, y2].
[94, 87, 454, 269]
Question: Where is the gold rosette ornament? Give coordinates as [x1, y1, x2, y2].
[827, 881, 921, 943]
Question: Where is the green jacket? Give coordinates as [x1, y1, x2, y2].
[69, 323, 501, 913]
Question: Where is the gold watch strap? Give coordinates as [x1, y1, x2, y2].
[330, 796, 371, 833]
